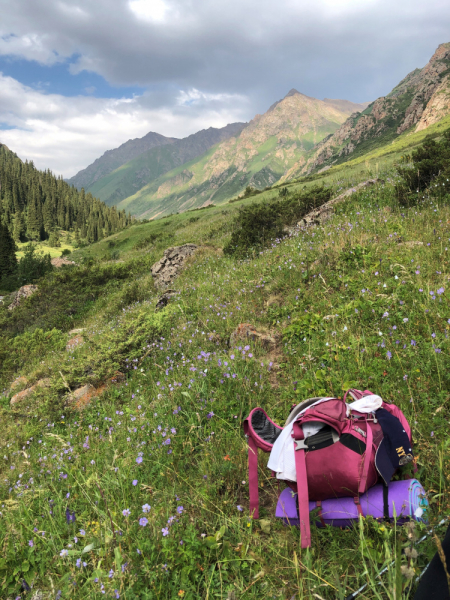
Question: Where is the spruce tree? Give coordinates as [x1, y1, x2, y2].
[0, 220, 18, 282]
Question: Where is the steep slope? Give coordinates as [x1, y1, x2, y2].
[283, 42, 450, 179]
[67, 131, 176, 190]
[87, 122, 247, 206]
[115, 91, 366, 218]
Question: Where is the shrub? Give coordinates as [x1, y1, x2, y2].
[223, 185, 333, 257]
[395, 127, 450, 206]
[61, 248, 71, 257]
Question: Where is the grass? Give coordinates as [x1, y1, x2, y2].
[1, 165, 450, 598]
[15, 231, 75, 260]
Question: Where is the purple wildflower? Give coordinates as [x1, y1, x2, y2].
[162, 527, 169, 536]
[139, 517, 148, 527]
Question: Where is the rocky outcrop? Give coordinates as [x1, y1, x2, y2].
[8, 285, 38, 310]
[415, 78, 450, 132]
[282, 43, 450, 178]
[299, 179, 384, 227]
[66, 384, 97, 411]
[151, 245, 197, 288]
[10, 378, 51, 406]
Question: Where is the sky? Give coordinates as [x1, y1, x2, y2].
[0, 0, 449, 178]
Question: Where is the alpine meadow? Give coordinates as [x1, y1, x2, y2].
[1, 25, 450, 600]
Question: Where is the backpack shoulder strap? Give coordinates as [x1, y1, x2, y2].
[292, 421, 311, 548]
[243, 407, 282, 519]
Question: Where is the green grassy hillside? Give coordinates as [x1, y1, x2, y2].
[1, 137, 450, 599]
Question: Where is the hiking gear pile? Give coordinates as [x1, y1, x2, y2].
[243, 389, 414, 548]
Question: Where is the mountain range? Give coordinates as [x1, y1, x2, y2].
[29, 42, 450, 219]
[70, 93, 367, 218]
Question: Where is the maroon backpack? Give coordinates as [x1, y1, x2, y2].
[243, 390, 413, 548]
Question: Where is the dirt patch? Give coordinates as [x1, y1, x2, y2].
[51, 257, 76, 267]
[66, 335, 84, 352]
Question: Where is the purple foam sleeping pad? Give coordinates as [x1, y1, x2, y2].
[275, 479, 428, 528]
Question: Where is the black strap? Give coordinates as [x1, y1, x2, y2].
[383, 483, 389, 521]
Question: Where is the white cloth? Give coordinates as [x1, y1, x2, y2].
[346, 394, 382, 415]
[267, 398, 333, 482]
[267, 395, 383, 482]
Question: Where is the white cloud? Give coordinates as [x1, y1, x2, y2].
[128, 0, 169, 22]
[0, 73, 250, 177]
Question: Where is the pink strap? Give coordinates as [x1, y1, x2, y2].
[359, 419, 373, 494]
[354, 496, 363, 517]
[247, 435, 260, 518]
[293, 423, 311, 548]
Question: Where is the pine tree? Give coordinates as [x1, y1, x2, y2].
[0, 220, 18, 282]
[13, 211, 25, 243]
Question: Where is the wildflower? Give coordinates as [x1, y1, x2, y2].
[224, 455, 231, 461]
[90, 460, 95, 465]
[122, 509, 131, 517]
[177, 506, 184, 514]
[206, 411, 214, 419]
[114, 591, 120, 599]
[162, 527, 169, 536]
[386, 351, 392, 360]
[60, 549, 68, 557]
[28, 540, 34, 547]
[132, 480, 138, 486]
[139, 517, 148, 527]
[65, 509, 76, 523]
[76, 558, 82, 568]
[142, 504, 151, 513]
[136, 456, 143, 464]
[237, 505, 243, 511]
[431, 431, 434, 437]
[403, 375, 408, 381]
[403, 318, 408, 323]
[79, 529, 86, 536]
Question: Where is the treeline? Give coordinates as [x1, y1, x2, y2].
[0, 145, 131, 244]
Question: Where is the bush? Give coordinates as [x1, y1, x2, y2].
[61, 248, 72, 257]
[1, 244, 53, 291]
[223, 185, 333, 257]
[395, 128, 450, 206]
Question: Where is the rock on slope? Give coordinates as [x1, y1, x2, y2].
[283, 42, 450, 178]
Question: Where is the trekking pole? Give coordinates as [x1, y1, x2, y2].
[344, 519, 448, 600]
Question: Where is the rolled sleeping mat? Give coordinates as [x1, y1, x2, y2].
[275, 479, 428, 528]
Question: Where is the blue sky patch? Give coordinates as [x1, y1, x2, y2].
[0, 55, 144, 99]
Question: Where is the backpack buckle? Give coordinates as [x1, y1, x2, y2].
[294, 439, 308, 450]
